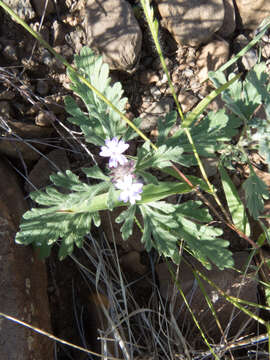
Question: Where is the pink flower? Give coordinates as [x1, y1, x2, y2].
[99, 137, 129, 168]
[115, 175, 143, 205]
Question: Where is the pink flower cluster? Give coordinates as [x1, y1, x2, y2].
[99, 137, 143, 204]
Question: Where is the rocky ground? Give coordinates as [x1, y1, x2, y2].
[1, 0, 270, 359]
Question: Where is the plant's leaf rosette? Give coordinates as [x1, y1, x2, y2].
[15, 169, 234, 269]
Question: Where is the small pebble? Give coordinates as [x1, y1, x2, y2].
[242, 49, 258, 70]
[262, 44, 270, 59]
[40, 49, 53, 66]
[262, 34, 270, 43]
[182, 68, 194, 78]
[35, 111, 54, 127]
[36, 80, 49, 96]
[3, 45, 18, 62]
[150, 85, 162, 99]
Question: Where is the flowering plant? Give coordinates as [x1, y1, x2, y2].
[3, 0, 268, 271]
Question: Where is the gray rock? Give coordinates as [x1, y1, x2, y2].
[157, 0, 225, 47]
[262, 43, 270, 59]
[0, 157, 53, 359]
[156, 252, 258, 344]
[242, 48, 258, 70]
[234, 0, 270, 30]
[36, 80, 49, 96]
[25, 149, 70, 194]
[178, 92, 198, 113]
[140, 97, 174, 131]
[83, 0, 142, 72]
[2, 0, 35, 21]
[197, 40, 230, 83]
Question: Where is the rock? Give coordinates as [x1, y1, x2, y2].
[157, 0, 225, 47]
[234, 0, 270, 30]
[197, 40, 230, 83]
[156, 252, 258, 344]
[25, 149, 70, 194]
[35, 111, 55, 127]
[2, 0, 35, 21]
[217, 0, 236, 37]
[44, 94, 65, 115]
[140, 97, 174, 131]
[150, 85, 162, 100]
[3, 45, 18, 62]
[178, 92, 198, 113]
[31, 0, 54, 17]
[0, 157, 53, 359]
[242, 48, 258, 70]
[262, 43, 270, 59]
[0, 118, 53, 161]
[83, 0, 142, 72]
[120, 251, 147, 275]
[36, 80, 49, 96]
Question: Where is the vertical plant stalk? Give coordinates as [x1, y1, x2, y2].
[139, 0, 232, 219]
[139, 0, 262, 247]
[139, 0, 184, 122]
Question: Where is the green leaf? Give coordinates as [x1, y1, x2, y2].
[138, 201, 233, 269]
[182, 73, 241, 127]
[176, 201, 212, 223]
[136, 142, 184, 170]
[139, 203, 181, 263]
[83, 165, 109, 181]
[136, 170, 159, 185]
[116, 205, 136, 240]
[157, 110, 178, 146]
[167, 109, 240, 166]
[15, 171, 106, 259]
[219, 164, 250, 236]
[66, 47, 129, 143]
[107, 183, 118, 211]
[179, 218, 233, 270]
[242, 170, 269, 219]
[255, 122, 270, 168]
